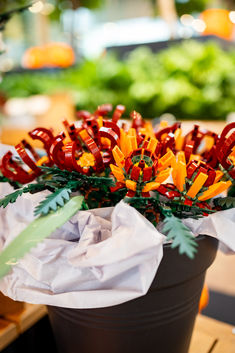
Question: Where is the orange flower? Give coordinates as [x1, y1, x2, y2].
[110, 131, 170, 197]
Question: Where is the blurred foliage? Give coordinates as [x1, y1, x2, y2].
[0, 1, 32, 30]
[0, 1, 32, 14]
[175, 0, 211, 16]
[1, 40, 235, 120]
[175, 0, 235, 16]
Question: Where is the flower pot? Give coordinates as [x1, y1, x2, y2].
[47, 235, 218, 353]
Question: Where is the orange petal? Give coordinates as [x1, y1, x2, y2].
[147, 138, 158, 154]
[155, 168, 171, 183]
[198, 180, 232, 201]
[176, 161, 187, 192]
[120, 129, 128, 157]
[126, 179, 136, 191]
[110, 164, 125, 182]
[112, 145, 125, 168]
[214, 170, 224, 183]
[187, 173, 208, 198]
[158, 150, 175, 171]
[142, 182, 160, 193]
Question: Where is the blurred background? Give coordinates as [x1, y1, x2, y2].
[0, 0, 235, 136]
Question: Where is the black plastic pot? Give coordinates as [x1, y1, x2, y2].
[47, 235, 218, 353]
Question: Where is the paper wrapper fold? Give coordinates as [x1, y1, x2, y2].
[183, 208, 235, 254]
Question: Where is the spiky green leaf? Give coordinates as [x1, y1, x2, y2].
[40, 166, 115, 188]
[0, 183, 47, 208]
[162, 215, 198, 259]
[0, 189, 23, 208]
[214, 197, 235, 210]
[34, 188, 72, 216]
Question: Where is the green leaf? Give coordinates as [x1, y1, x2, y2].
[0, 175, 8, 182]
[0, 189, 23, 208]
[0, 183, 47, 208]
[34, 188, 72, 216]
[162, 215, 198, 259]
[23, 183, 47, 194]
[0, 174, 21, 189]
[165, 201, 215, 219]
[228, 184, 235, 197]
[0, 196, 84, 279]
[40, 166, 115, 189]
[214, 197, 235, 210]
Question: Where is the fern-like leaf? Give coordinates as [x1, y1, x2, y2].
[162, 215, 198, 259]
[0, 183, 47, 209]
[0, 189, 23, 208]
[34, 188, 72, 216]
[40, 166, 115, 188]
[23, 183, 47, 194]
[214, 197, 235, 210]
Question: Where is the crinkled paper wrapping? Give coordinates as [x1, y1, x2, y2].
[0, 144, 235, 308]
[0, 185, 165, 308]
[183, 208, 235, 254]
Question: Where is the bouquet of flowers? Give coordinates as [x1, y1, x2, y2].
[0, 104, 234, 308]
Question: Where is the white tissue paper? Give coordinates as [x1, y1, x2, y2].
[0, 186, 165, 308]
[183, 208, 235, 254]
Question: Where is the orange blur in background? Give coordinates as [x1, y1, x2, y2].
[199, 285, 209, 313]
[22, 42, 75, 69]
[200, 8, 235, 40]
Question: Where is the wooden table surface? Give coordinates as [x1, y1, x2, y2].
[206, 252, 235, 297]
[0, 303, 47, 351]
[189, 315, 235, 353]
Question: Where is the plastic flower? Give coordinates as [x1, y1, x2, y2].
[110, 128, 173, 197]
[158, 155, 232, 206]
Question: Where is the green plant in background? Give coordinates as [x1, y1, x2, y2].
[175, 0, 211, 16]
[0, 1, 33, 127]
[1, 40, 235, 119]
[175, 0, 235, 16]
